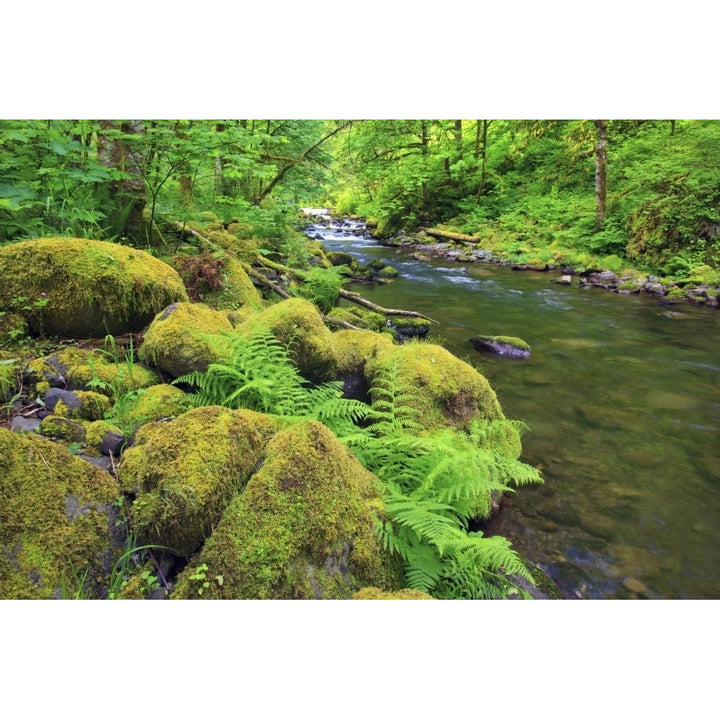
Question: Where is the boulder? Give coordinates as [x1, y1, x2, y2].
[171, 420, 403, 599]
[0, 237, 189, 337]
[118, 406, 276, 558]
[0, 427, 125, 598]
[365, 341, 514, 438]
[235, 298, 337, 381]
[138, 302, 234, 378]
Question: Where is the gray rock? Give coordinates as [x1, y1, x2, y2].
[44, 388, 82, 413]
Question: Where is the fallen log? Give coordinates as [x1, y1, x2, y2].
[338, 289, 438, 323]
[423, 227, 481, 244]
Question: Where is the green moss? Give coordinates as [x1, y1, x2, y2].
[0, 427, 124, 598]
[490, 335, 531, 352]
[52, 391, 111, 421]
[377, 265, 399, 278]
[84, 419, 124, 448]
[172, 421, 403, 599]
[352, 587, 434, 599]
[330, 328, 394, 376]
[138, 302, 234, 378]
[27, 346, 158, 399]
[118, 406, 276, 558]
[0, 237, 189, 337]
[327, 306, 386, 332]
[235, 298, 337, 381]
[124, 383, 192, 426]
[39, 415, 87, 443]
[198, 256, 264, 314]
[365, 341, 507, 433]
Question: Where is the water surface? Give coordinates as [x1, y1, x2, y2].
[309, 215, 720, 599]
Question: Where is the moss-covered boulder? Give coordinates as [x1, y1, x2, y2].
[118, 406, 276, 558]
[0, 427, 125, 598]
[236, 298, 337, 381]
[365, 341, 508, 433]
[124, 383, 192, 427]
[0, 237, 189, 337]
[138, 302, 234, 379]
[172, 420, 403, 599]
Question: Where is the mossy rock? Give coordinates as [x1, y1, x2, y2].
[0, 427, 125, 598]
[199, 256, 264, 315]
[235, 298, 337, 381]
[330, 329, 394, 377]
[365, 341, 508, 433]
[124, 383, 193, 427]
[469, 335, 531, 359]
[0, 237, 189, 338]
[118, 406, 276, 558]
[27, 346, 158, 399]
[52, 390, 111, 421]
[138, 302, 234, 379]
[172, 420, 403, 599]
[39, 414, 87, 443]
[376, 265, 399, 278]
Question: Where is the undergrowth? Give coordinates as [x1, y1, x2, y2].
[175, 327, 543, 599]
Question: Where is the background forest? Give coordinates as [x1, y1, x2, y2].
[1, 119, 719, 281]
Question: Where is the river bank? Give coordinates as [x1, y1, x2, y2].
[302, 209, 720, 310]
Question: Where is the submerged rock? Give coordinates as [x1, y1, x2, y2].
[469, 335, 531, 359]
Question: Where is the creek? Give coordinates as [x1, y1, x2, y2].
[304, 211, 720, 599]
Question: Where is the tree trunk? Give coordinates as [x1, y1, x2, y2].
[475, 120, 490, 200]
[97, 120, 146, 242]
[594, 119, 608, 232]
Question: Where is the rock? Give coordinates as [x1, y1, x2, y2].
[0, 427, 125, 598]
[44, 388, 83, 413]
[38, 415, 86, 443]
[469, 335, 531, 359]
[235, 298, 337, 381]
[138, 302, 234, 379]
[171, 421, 404, 599]
[99, 431, 126, 457]
[364, 342, 518, 448]
[623, 577, 649, 595]
[555, 275, 573, 285]
[0, 237, 188, 337]
[118, 406, 276, 558]
[8, 416, 41, 433]
[386, 318, 431, 341]
[27, 346, 158, 399]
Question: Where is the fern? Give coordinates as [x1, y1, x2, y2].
[294, 265, 349, 314]
[345, 357, 543, 599]
[174, 326, 543, 599]
[173, 328, 370, 437]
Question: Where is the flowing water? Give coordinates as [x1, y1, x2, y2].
[304, 211, 720, 599]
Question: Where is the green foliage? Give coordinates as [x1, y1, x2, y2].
[172, 324, 541, 598]
[173, 328, 368, 437]
[86, 335, 149, 437]
[346, 358, 543, 599]
[294, 265, 349, 313]
[0, 359, 21, 417]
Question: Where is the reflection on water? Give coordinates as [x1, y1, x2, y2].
[308, 217, 720, 598]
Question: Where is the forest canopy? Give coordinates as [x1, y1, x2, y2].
[1, 119, 718, 276]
